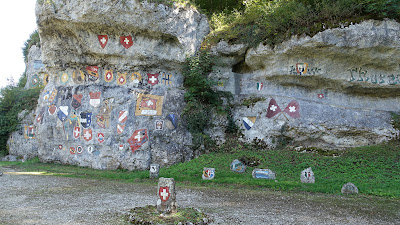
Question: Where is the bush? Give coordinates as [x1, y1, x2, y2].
[207, 0, 400, 47]
[0, 84, 41, 155]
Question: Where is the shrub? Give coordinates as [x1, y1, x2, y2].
[0, 82, 41, 155]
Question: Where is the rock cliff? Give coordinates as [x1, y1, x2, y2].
[17, 0, 209, 169]
[212, 19, 400, 149]
[6, 1, 400, 168]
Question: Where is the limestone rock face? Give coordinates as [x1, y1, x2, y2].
[7, 110, 39, 160]
[212, 19, 400, 149]
[36, 0, 209, 69]
[31, 0, 209, 170]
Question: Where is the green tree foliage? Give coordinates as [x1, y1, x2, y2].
[0, 78, 41, 155]
[182, 50, 226, 149]
[208, 0, 400, 47]
[22, 30, 40, 63]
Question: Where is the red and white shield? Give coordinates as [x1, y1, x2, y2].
[117, 124, 125, 134]
[73, 126, 81, 139]
[159, 186, 170, 202]
[98, 35, 108, 49]
[83, 128, 92, 142]
[48, 105, 57, 115]
[118, 110, 129, 123]
[118, 144, 124, 151]
[89, 92, 101, 108]
[97, 133, 105, 144]
[104, 70, 113, 83]
[117, 72, 127, 85]
[147, 73, 159, 86]
[284, 100, 300, 118]
[120, 35, 133, 49]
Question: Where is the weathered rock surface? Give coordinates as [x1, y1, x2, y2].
[211, 19, 400, 149]
[8, 1, 400, 170]
[7, 110, 39, 160]
[26, 0, 209, 170]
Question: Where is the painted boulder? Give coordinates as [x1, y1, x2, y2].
[230, 159, 246, 173]
[252, 169, 276, 180]
[300, 167, 315, 183]
[202, 168, 215, 180]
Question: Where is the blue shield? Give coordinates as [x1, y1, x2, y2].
[80, 112, 92, 128]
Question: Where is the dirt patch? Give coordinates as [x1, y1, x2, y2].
[0, 166, 399, 224]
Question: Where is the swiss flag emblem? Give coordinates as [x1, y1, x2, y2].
[83, 128, 92, 142]
[284, 100, 300, 118]
[147, 73, 159, 86]
[159, 186, 170, 202]
[98, 35, 108, 49]
[120, 35, 133, 49]
[266, 98, 282, 118]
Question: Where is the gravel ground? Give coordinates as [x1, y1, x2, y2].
[1, 166, 399, 225]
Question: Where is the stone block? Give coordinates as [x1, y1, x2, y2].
[202, 168, 215, 180]
[157, 178, 177, 214]
[150, 164, 160, 179]
[252, 169, 276, 179]
[341, 182, 359, 194]
[300, 167, 315, 183]
[230, 159, 246, 173]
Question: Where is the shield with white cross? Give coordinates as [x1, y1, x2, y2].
[120, 35, 133, 49]
[73, 126, 80, 139]
[266, 98, 282, 118]
[159, 186, 170, 202]
[147, 73, 159, 86]
[83, 128, 92, 142]
[104, 70, 114, 83]
[98, 35, 108, 49]
[283, 100, 300, 118]
[127, 129, 148, 153]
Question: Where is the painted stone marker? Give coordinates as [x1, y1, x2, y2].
[202, 168, 215, 180]
[150, 164, 160, 179]
[230, 159, 246, 173]
[300, 167, 315, 183]
[157, 178, 177, 214]
[252, 169, 276, 179]
[341, 182, 359, 194]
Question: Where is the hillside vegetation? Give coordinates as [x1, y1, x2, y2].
[147, 0, 400, 47]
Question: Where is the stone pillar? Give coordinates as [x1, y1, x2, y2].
[157, 177, 177, 214]
[150, 164, 160, 179]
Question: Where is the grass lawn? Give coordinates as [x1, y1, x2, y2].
[1, 141, 399, 199]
